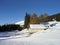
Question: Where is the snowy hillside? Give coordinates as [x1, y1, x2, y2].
[0, 21, 60, 45]
[15, 21, 24, 25]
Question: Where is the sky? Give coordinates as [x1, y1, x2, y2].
[0, 0, 60, 24]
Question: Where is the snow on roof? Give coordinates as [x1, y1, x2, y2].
[30, 24, 48, 29]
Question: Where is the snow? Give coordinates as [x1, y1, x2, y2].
[30, 24, 48, 30]
[0, 21, 60, 45]
[30, 24, 45, 28]
[48, 20, 57, 26]
[0, 29, 29, 40]
[15, 21, 24, 26]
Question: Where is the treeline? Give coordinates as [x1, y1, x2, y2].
[25, 13, 60, 24]
[0, 24, 23, 32]
[30, 13, 48, 24]
[0, 13, 59, 32]
[48, 13, 60, 21]
[24, 13, 60, 29]
[24, 13, 49, 24]
[24, 13, 49, 29]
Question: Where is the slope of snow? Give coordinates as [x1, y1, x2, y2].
[0, 29, 29, 40]
[15, 21, 24, 25]
[0, 21, 60, 45]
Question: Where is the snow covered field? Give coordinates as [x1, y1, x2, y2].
[0, 21, 60, 45]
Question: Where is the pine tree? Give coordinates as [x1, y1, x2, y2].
[24, 13, 30, 29]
